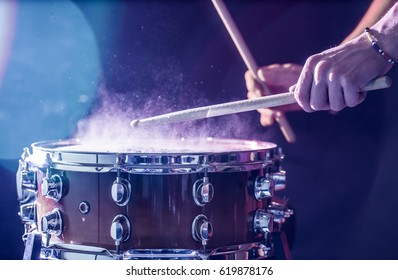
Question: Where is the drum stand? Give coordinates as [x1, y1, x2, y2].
[22, 233, 42, 260]
[271, 202, 295, 260]
[271, 231, 291, 260]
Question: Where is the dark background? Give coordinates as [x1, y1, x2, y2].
[1, 0, 398, 260]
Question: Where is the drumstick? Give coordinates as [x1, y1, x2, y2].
[130, 76, 391, 127]
[211, 0, 296, 143]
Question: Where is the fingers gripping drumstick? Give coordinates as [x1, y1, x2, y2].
[211, 0, 296, 143]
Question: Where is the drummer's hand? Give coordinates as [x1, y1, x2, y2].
[293, 34, 392, 112]
[245, 63, 303, 126]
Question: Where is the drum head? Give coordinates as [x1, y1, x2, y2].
[29, 138, 279, 173]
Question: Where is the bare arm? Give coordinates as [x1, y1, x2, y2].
[341, 0, 396, 43]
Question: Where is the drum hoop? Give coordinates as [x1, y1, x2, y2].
[41, 241, 274, 260]
[28, 138, 281, 173]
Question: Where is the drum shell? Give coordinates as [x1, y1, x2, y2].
[36, 168, 265, 251]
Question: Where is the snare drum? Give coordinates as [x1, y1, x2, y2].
[16, 137, 292, 260]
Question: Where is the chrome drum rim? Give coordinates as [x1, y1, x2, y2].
[27, 138, 281, 173]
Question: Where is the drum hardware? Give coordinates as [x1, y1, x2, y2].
[253, 209, 274, 235]
[16, 151, 38, 240]
[21, 147, 31, 160]
[192, 171, 214, 206]
[38, 243, 116, 260]
[16, 170, 37, 204]
[255, 148, 284, 186]
[267, 201, 294, 227]
[265, 145, 281, 161]
[264, 200, 293, 260]
[252, 175, 275, 201]
[19, 203, 37, 223]
[17, 170, 37, 193]
[125, 249, 204, 260]
[41, 150, 69, 201]
[21, 218, 39, 244]
[115, 154, 127, 166]
[40, 246, 201, 260]
[41, 173, 66, 202]
[270, 170, 286, 191]
[16, 148, 37, 204]
[111, 170, 132, 206]
[41, 208, 63, 237]
[268, 147, 285, 169]
[22, 233, 42, 260]
[78, 201, 90, 215]
[191, 214, 213, 249]
[44, 152, 53, 168]
[43, 248, 62, 260]
[110, 214, 131, 254]
[249, 167, 285, 201]
[209, 241, 273, 260]
[38, 241, 275, 260]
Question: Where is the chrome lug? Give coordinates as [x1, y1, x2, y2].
[41, 209, 63, 236]
[193, 177, 214, 206]
[111, 177, 132, 206]
[253, 175, 275, 201]
[191, 214, 213, 245]
[42, 174, 67, 202]
[110, 214, 131, 244]
[253, 209, 274, 235]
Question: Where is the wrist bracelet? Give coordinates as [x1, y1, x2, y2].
[364, 27, 397, 65]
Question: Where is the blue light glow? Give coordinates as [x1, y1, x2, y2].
[0, 0, 100, 159]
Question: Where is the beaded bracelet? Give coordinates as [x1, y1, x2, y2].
[364, 27, 397, 65]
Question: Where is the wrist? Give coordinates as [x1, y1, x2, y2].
[371, 2, 398, 63]
[365, 27, 398, 65]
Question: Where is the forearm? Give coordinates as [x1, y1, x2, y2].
[370, 1, 398, 61]
[341, 0, 396, 43]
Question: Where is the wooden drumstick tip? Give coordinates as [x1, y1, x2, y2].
[130, 119, 140, 128]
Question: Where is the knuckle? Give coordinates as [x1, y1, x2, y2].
[330, 103, 344, 112]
